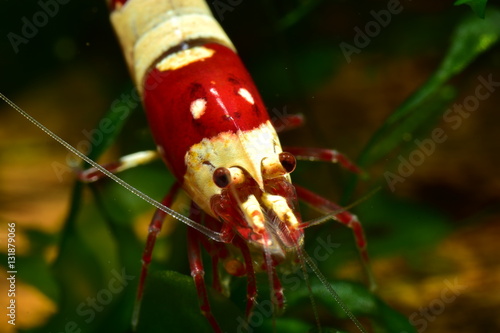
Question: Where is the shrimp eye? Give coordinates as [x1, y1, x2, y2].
[213, 167, 231, 188]
[279, 152, 296, 173]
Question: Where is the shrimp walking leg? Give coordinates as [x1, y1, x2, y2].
[77, 150, 160, 182]
[132, 182, 181, 328]
[187, 207, 223, 333]
[295, 184, 376, 290]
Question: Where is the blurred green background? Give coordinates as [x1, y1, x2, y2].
[0, 0, 499, 332]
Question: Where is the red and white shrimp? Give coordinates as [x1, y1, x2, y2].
[1, 0, 374, 332]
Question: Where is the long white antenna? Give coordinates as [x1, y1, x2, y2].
[0, 92, 224, 242]
[301, 250, 368, 333]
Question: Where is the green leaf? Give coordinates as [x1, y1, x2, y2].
[276, 0, 323, 31]
[261, 318, 325, 332]
[454, 0, 489, 18]
[15, 229, 59, 301]
[358, 85, 456, 169]
[34, 85, 142, 333]
[136, 270, 244, 333]
[285, 279, 416, 333]
[356, 191, 453, 257]
[357, 8, 500, 168]
[86, 83, 138, 162]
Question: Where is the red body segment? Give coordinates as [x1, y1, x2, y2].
[143, 43, 270, 182]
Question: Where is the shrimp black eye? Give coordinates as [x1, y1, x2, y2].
[213, 167, 231, 188]
[279, 152, 296, 173]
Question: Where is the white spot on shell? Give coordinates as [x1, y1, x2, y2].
[238, 88, 254, 105]
[190, 98, 207, 119]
